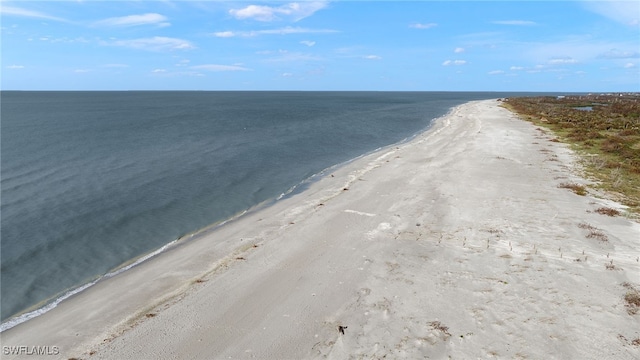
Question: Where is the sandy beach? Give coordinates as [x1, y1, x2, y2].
[2, 99, 638, 359]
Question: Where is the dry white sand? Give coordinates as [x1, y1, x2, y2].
[2, 100, 639, 359]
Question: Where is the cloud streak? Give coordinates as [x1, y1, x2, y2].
[93, 13, 170, 27]
[442, 59, 467, 66]
[409, 23, 437, 29]
[0, 6, 67, 22]
[229, 1, 328, 22]
[212, 26, 338, 38]
[191, 64, 250, 72]
[598, 49, 640, 59]
[107, 37, 195, 51]
[548, 57, 578, 64]
[583, 1, 639, 27]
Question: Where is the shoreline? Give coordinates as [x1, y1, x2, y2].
[0, 105, 443, 333]
[2, 99, 638, 359]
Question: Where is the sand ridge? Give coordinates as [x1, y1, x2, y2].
[2, 100, 638, 359]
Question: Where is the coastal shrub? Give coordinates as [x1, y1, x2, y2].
[602, 136, 625, 153]
[595, 207, 621, 216]
[559, 182, 587, 196]
[586, 230, 608, 242]
[622, 283, 640, 315]
[578, 222, 596, 230]
[578, 222, 608, 241]
[503, 94, 640, 215]
[619, 129, 637, 137]
[429, 321, 451, 336]
[625, 292, 640, 315]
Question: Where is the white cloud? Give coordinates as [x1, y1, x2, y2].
[488, 70, 504, 75]
[442, 59, 467, 66]
[527, 65, 544, 73]
[583, 1, 639, 27]
[152, 69, 167, 73]
[624, 62, 636, 69]
[212, 27, 337, 38]
[50, 37, 90, 44]
[492, 20, 537, 26]
[300, 40, 316, 47]
[108, 37, 195, 51]
[191, 64, 250, 72]
[281, 72, 294, 77]
[548, 57, 578, 64]
[0, 6, 67, 22]
[409, 23, 437, 29]
[213, 31, 236, 38]
[510, 66, 524, 70]
[230, 5, 274, 21]
[229, 1, 328, 22]
[454, 47, 465, 53]
[598, 49, 640, 59]
[363, 55, 382, 60]
[523, 38, 640, 66]
[6, 65, 25, 69]
[74, 69, 90, 73]
[94, 13, 170, 27]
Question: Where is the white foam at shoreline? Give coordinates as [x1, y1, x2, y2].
[0, 239, 179, 333]
[0, 280, 98, 333]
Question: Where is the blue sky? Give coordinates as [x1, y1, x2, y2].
[1, 1, 639, 91]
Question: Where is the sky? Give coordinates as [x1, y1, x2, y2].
[1, 1, 639, 91]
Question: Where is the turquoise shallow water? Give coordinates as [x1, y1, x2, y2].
[0, 91, 550, 328]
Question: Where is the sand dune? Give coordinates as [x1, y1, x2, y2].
[2, 100, 638, 359]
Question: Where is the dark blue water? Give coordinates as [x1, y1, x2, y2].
[0, 91, 544, 329]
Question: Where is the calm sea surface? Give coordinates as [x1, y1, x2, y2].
[0, 91, 546, 329]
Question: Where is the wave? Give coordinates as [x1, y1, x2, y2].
[0, 238, 179, 333]
[0, 93, 463, 333]
[0, 152, 359, 333]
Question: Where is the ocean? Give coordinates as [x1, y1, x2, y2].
[0, 91, 542, 330]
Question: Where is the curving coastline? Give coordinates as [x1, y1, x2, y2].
[2, 99, 638, 359]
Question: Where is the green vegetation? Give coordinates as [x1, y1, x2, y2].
[503, 94, 640, 217]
